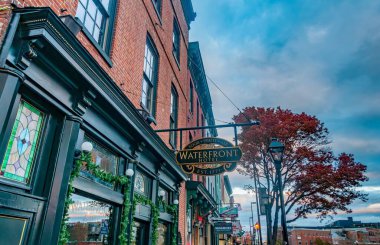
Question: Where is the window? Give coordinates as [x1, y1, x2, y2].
[158, 186, 169, 204]
[152, 0, 162, 16]
[196, 100, 199, 127]
[80, 135, 118, 188]
[0, 100, 44, 183]
[76, 0, 115, 53]
[66, 194, 114, 243]
[141, 37, 158, 114]
[172, 19, 180, 64]
[134, 171, 150, 196]
[201, 115, 205, 137]
[157, 223, 168, 245]
[169, 86, 178, 148]
[189, 81, 194, 113]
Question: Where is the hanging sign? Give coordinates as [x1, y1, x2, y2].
[214, 222, 233, 234]
[175, 137, 242, 175]
[219, 206, 239, 218]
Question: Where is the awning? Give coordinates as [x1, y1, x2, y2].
[186, 181, 217, 213]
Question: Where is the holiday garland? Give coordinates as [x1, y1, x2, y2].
[58, 152, 179, 245]
[58, 153, 131, 244]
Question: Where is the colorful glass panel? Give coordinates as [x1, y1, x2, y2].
[1, 101, 44, 183]
[134, 172, 145, 194]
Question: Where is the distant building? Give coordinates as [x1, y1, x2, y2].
[286, 218, 380, 245]
[289, 229, 333, 245]
[327, 217, 380, 229]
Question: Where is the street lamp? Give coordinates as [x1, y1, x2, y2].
[268, 138, 288, 245]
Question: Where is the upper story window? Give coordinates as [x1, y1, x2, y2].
[152, 0, 162, 16]
[141, 36, 159, 115]
[196, 100, 199, 127]
[169, 85, 178, 148]
[76, 0, 115, 53]
[189, 81, 194, 113]
[172, 19, 180, 65]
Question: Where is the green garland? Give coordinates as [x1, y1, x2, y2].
[59, 152, 179, 245]
[58, 153, 131, 245]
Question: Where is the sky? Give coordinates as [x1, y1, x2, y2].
[189, 0, 380, 235]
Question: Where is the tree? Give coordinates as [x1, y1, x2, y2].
[233, 107, 368, 245]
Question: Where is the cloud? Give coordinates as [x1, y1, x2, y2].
[191, 0, 380, 233]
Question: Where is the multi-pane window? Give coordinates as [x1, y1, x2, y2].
[0, 100, 44, 183]
[169, 86, 178, 148]
[172, 19, 180, 64]
[152, 0, 162, 16]
[142, 37, 158, 114]
[189, 81, 194, 113]
[76, 0, 112, 50]
[80, 135, 118, 188]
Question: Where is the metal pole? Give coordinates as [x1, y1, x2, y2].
[250, 207, 254, 245]
[155, 121, 260, 132]
[253, 168, 263, 245]
[249, 217, 253, 245]
[275, 163, 289, 245]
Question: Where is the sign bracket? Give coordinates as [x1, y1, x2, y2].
[155, 121, 260, 149]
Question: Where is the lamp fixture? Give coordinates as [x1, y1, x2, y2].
[267, 138, 285, 164]
[125, 168, 134, 177]
[173, 199, 179, 205]
[158, 190, 166, 198]
[81, 141, 93, 153]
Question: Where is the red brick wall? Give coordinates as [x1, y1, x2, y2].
[289, 229, 333, 245]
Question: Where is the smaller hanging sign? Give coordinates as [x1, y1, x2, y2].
[175, 137, 242, 176]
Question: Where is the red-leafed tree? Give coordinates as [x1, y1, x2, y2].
[233, 107, 368, 245]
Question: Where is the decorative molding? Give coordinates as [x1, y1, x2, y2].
[17, 41, 38, 70]
[73, 89, 96, 116]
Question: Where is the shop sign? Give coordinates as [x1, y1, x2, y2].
[214, 222, 233, 234]
[219, 206, 239, 218]
[176, 137, 242, 176]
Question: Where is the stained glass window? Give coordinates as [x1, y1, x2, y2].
[1, 100, 44, 183]
[134, 172, 145, 194]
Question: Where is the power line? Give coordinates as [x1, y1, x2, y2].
[188, 56, 253, 122]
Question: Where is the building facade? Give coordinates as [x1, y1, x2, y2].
[0, 0, 232, 244]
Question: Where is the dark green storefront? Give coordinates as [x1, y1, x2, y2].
[0, 7, 186, 244]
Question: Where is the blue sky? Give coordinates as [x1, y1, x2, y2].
[189, 0, 380, 233]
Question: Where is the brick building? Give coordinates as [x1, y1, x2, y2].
[289, 229, 333, 245]
[0, 0, 226, 244]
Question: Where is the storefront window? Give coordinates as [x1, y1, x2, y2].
[67, 194, 113, 244]
[157, 223, 168, 245]
[158, 186, 169, 204]
[0, 100, 44, 183]
[131, 221, 147, 245]
[134, 171, 150, 196]
[80, 135, 118, 188]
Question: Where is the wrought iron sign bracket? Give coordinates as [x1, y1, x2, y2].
[155, 121, 260, 149]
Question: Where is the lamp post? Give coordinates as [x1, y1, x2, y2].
[250, 164, 263, 245]
[268, 138, 288, 245]
[249, 217, 253, 245]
